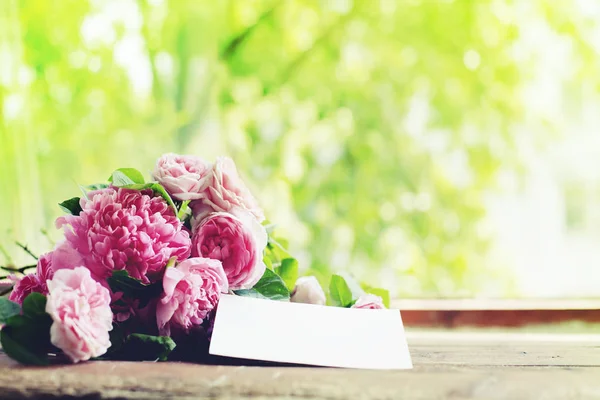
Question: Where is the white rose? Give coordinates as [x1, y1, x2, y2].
[291, 276, 326, 305]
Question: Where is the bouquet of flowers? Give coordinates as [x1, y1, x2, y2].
[0, 154, 389, 365]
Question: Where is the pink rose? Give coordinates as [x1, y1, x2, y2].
[351, 294, 385, 310]
[46, 267, 113, 363]
[156, 257, 228, 336]
[152, 153, 212, 201]
[290, 276, 326, 305]
[55, 187, 191, 283]
[191, 209, 267, 290]
[9, 252, 55, 305]
[198, 157, 265, 223]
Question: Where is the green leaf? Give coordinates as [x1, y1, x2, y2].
[361, 284, 390, 308]
[103, 323, 126, 357]
[85, 183, 110, 191]
[1, 326, 49, 366]
[22, 293, 47, 317]
[58, 197, 82, 215]
[109, 168, 145, 186]
[232, 289, 268, 300]
[0, 298, 21, 324]
[275, 258, 299, 291]
[329, 274, 354, 307]
[263, 255, 273, 271]
[338, 272, 365, 301]
[0, 296, 53, 366]
[177, 200, 190, 220]
[266, 236, 292, 267]
[118, 333, 176, 361]
[234, 269, 290, 301]
[107, 270, 163, 308]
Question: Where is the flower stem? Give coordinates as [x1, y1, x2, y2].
[15, 242, 38, 260]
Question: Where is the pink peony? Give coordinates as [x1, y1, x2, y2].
[290, 276, 326, 305]
[46, 267, 113, 363]
[9, 252, 55, 305]
[152, 153, 212, 201]
[55, 187, 191, 283]
[351, 294, 385, 310]
[191, 209, 267, 290]
[156, 257, 228, 336]
[197, 157, 265, 223]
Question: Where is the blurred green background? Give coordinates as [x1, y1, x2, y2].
[2, 0, 599, 298]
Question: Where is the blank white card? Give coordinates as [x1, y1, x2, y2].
[209, 294, 413, 369]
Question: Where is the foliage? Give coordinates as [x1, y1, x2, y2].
[0, 293, 53, 365]
[1, 0, 598, 296]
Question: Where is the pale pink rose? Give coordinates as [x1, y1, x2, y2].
[198, 157, 265, 223]
[290, 276, 326, 305]
[152, 153, 212, 201]
[55, 187, 191, 283]
[351, 294, 385, 310]
[50, 240, 84, 272]
[191, 209, 267, 290]
[46, 267, 113, 363]
[9, 252, 55, 305]
[156, 257, 228, 336]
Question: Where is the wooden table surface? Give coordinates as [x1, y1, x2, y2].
[0, 331, 598, 400]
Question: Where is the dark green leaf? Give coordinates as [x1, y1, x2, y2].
[58, 197, 82, 215]
[0, 307, 52, 365]
[0, 298, 21, 324]
[109, 168, 145, 186]
[103, 323, 126, 357]
[234, 269, 290, 301]
[117, 333, 176, 361]
[275, 258, 298, 291]
[1, 327, 49, 366]
[107, 270, 163, 308]
[22, 293, 47, 317]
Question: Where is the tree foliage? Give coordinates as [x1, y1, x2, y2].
[1, 0, 597, 296]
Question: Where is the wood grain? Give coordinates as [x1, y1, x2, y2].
[0, 332, 598, 400]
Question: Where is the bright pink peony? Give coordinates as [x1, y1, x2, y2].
[156, 257, 228, 336]
[152, 153, 212, 201]
[197, 157, 265, 223]
[290, 276, 326, 305]
[191, 209, 267, 290]
[351, 294, 385, 310]
[46, 267, 113, 363]
[55, 187, 191, 283]
[9, 252, 55, 305]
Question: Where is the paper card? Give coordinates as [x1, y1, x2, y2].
[209, 294, 412, 370]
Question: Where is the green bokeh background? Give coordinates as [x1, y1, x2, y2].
[1, 0, 597, 297]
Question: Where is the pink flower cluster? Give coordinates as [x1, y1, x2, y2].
[8, 153, 267, 363]
[153, 153, 268, 291]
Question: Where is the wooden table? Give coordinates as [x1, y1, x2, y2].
[0, 331, 598, 400]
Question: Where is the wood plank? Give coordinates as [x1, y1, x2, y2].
[0, 333, 598, 399]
